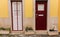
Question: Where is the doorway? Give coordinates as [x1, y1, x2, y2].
[11, 0, 23, 31]
[35, 1, 47, 30]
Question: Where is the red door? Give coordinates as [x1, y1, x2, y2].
[35, 1, 47, 30]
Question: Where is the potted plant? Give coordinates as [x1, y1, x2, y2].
[0, 27, 10, 34]
[49, 24, 55, 31]
[25, 26, 33, 32]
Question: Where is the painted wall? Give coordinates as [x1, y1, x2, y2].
[24, 0, 58, 32]
[24, 0, 58, 18]
[50, 0, 58, 17]
[0, 0, 8, 18]
[24, 0, 33, 18]
[50, 0, 58, 32]
[58, 0, 60, 32]
[0, 0, 58, 31]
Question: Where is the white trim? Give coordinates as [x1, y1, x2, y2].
[33, 0, 35, 31]
[8, 0, 11, 18]
[47, 0, 50, 32]
[33, 0, 50, 34]
[8, 0, 12, 31]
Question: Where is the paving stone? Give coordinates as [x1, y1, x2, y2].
[58, 35, 60, 36]
[49, 35, 59, 37]
[29, 35, 36, 37]
[25, 35, 30, 37]
[0, 35, 2, 37]
[9, 35, 15, 37]
[35, 35, 41, 37]
[0, 36, 2, 37]
[1, 35, 8, 37]
[14, 35, 18, 37]
[18, 35, 24, 37]
[0, 34, 59, 37]
[25, 34, 36, 37]
[40, 35, 49, 37]
[36, 36, 41, 37]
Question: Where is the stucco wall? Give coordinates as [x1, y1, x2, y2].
[50, 0, 58, 32]
[0, 0, 8, 18]
[50, 0, 58, 17]
[0, 0, 58, 33]
[58, 0, 60, 32]
[0, 0, 11, 28]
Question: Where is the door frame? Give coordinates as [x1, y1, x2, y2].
[8, 0, 23, 31]
[33, 0, 50, 33]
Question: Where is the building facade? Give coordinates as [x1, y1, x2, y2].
[0, 0, 59, 35]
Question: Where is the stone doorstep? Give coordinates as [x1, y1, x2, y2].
[0, 31, 9, 34]
[0, 34, 59, 37]
[0, 31, 59, 36]
[48, 31, 58, 35]
[25, 31, 35, 35]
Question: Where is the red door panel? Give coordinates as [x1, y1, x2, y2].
[35, 1, 47, 30]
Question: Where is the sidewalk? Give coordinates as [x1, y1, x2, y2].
[0, 34, 59, 37]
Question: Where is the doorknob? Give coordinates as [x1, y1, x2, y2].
[38, 14, 44, 16]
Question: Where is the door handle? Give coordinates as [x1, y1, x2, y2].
[38, 14, 44, 16]
[35, 14, 44, 16]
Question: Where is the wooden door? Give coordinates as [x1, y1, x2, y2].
[35, 1, 47, 30]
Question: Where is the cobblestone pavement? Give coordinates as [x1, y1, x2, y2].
[0, 34, 59, 37]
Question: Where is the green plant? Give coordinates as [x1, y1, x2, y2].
[0, 27, 11, 31]
[25, 27, 33, 32]
[5, 28, 11, 31]
[0, 27, 5, 30]
[49, 29, 54, 31]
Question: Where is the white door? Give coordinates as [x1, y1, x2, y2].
[12, 2, 23, 31]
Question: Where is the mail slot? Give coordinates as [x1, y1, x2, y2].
[38, 14, 44, 16]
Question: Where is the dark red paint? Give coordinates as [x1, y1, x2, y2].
[35, 1, 47, 30]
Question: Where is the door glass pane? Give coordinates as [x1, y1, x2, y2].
[38, 4, 44, 11]
[13, 11, 17, 30]
[18, 15, 22, 30]
[18, 3, 22, 30]
[12, 2, 17, 10]
[18, 2, 22, 11]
